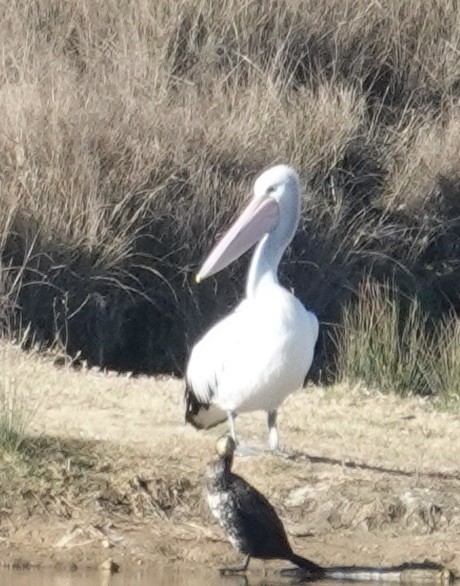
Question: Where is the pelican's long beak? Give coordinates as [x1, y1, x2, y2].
[196, 195, 280, 283]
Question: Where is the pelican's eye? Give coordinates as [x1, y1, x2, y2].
[266, 185, 276, 195]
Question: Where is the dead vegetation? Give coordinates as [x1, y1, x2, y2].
[0, 0, 458, 384]
[0, 435, 199, 524]
[0, 347, 458, 572]
[335, 280, 460, 403]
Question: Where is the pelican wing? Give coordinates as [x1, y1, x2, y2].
[185, 302, 248, 429]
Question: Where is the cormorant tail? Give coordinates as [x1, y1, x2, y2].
[288, 553, 325, 577]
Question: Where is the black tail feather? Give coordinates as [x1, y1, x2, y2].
[288, 553, 325, 577]
[184, 382, 227, 429]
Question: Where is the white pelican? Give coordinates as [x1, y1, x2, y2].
[185, 165, 318, 453]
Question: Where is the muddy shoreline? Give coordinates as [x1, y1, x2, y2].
[0, 358, 459, 576]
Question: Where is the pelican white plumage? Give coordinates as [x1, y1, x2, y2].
[185, 165, 318, 453]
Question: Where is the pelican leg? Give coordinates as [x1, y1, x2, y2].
[228, 411, 261, 457]
[227, 411, 238, 444]
[219, 553, 250, 575]
[268, 410, 291, 457]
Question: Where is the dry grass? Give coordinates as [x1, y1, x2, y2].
[0, 339, 42, 452]
[335, 279, 460, 404]
[430, 316, 460, 405]
[0, 0, 459, 377]
[0, 342, 459, 571]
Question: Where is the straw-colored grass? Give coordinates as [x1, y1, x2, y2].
[336, 279, 460, 405]
[0, 344, 459, 570]
[431, 317, 460, 405]
[0, 340, 41, 452]
[0, 0, 459, 375]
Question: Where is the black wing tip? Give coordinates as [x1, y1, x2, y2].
[184, 387, 227, 430]
[185, 382, 200, 427]
[185, 405, 227, 430]
[184, 381, 209, 428]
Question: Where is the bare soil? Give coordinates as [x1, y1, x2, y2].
[0, 352, 459, 577]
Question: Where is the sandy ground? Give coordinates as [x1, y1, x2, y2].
[0, 344, 459, 578]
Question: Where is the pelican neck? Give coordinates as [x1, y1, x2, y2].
[245, 233, 283, 299]
[245, 180, 301, 299]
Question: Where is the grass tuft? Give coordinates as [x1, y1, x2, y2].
[0, 381, 25, 452]
[335, 279, 460, 405]
[0, 339, 43, 453]
[430, 317, 460, 406]
[0, 365, 28, 453]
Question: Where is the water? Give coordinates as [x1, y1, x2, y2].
[0, 568, 231, 586]
[0, 568, 378, 586]
[0, 568, 293, 586]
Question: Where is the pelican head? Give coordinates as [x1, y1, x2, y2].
[253, 164, 300, 210]
[196, 165, 301, 283]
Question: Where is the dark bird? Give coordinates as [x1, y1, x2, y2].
[205, 435, 324, 578]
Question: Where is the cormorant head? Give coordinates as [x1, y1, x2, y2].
[215, 435, 236, 468]
[205, 435, 236, 481]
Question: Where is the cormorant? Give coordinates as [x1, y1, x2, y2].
[205, 435, 324, 578]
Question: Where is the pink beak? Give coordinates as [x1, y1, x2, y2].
[196, 195, 280, 283]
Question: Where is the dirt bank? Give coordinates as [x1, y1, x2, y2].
[0, 348, 459, 577]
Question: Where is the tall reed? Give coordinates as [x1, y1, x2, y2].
[336, 279, 460, 405]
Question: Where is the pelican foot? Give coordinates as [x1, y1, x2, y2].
[234, 444, 262, 457]
[269, 448, 293, 459]
[219, 566, 247, 576]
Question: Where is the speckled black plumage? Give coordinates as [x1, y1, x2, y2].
[205, 436, 324, 576]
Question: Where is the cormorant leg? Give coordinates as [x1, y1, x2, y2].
[262, 559, 268, 577]
[219, 553, 250, 575]
[267, 410, 279, 451]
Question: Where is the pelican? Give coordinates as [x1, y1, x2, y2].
[185, 165, 318, 453]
